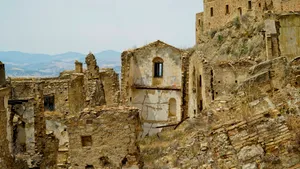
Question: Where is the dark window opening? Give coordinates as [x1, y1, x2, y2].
[100, 156, 111, 166]
[85, 165, 94, 169]
[210, 70, 214, 100]
[154, 62, 163, 77]
[198, 19, 201, 26]
[130, 97, 132, 102]
[226, 5, 229, 14]
[122, 157, 128, 166]
[238, 7, 242, 16]
[210, 7, 214, 17]
[81, 136, 92, 147]
[199, 100, 203, 111]
[259, 3, 261, 7]
[199, 75, 202, 87]
[248, 1, 252, 10]
[44, 95, 55, 111]
[235, 80, 238, 83]
[86, 119, 93, 124]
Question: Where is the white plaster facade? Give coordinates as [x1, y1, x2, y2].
[122, 41, 182, 135]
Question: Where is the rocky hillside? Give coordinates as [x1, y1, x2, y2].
[140, 85, 300, 169]
[140, 14, 300, 169]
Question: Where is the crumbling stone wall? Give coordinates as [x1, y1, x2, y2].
[84, 53, 106, 107]
[68, 107, 142, 169]
[0, 87, 14, 169]
[40, 133, 59, 169]
[0, 61, 6, 87]
[99, 68, 120, 106]
[196, 12, 204, 44]
[290, 56, 300, 87]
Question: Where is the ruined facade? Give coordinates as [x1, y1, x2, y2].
[68, 107, 141, 169]
[121, 40, 182, 135]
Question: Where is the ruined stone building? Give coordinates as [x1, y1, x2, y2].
[121, 40, 182, 136]
[196, 0, 300, 43]
[1, 0, 300, 168]
[0, 53, 128, 168]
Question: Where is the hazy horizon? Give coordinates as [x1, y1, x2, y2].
[0, 0, 203, 55]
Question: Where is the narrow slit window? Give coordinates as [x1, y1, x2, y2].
[248, 1, 252, 10]
[226, 5, 229, 14]
[199, 75, 202, 87]
[238, 7, 242, 16]
[210, 7, 214, 17]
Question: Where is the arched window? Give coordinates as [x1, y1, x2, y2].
[169, 98, 176, 117]
[153, 57, 163, 78]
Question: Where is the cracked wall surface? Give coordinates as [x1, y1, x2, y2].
[121, 40, 183, 136]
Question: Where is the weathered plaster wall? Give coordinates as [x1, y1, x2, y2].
[121, 41, 182, 136]
[131, 89, 181, 122]
[130, 45, 181, 88]
[213, 61, 254, 97]
[68, 107, 141, 169]
[279, 13, 300, 61]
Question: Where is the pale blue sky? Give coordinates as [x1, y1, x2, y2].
[0, 0, 203, 54]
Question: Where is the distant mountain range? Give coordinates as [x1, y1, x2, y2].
[0, 50, 121, 77]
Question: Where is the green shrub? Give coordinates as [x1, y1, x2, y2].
[217, 34, 224, 43]
[233, 17, 241, 29]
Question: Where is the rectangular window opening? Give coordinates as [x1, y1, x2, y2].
[44, 95, 55, 111]
[86, 119, 93, 124]
[81, 136, 92, 147]
[210, 7, 214, 17]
